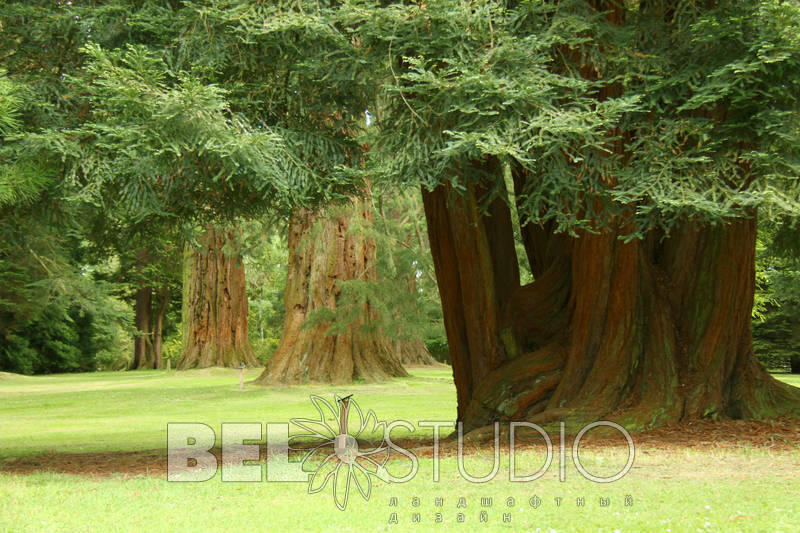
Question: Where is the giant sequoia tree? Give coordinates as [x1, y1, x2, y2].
[255, 199, 407, 384]
[179, 225, 259, 369]
[172, 4, 417, 382]
[356, 0, 800, 430]
[6, 0, 800, 426]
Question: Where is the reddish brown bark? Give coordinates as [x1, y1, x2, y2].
[390, 337, 436, 366]
[423, 175, 800, 432]
[255, 199, 408, 385]
[178, 225, 258, 369]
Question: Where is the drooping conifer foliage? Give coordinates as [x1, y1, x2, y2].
[1, 1, 799, 428]
[352, 0, 800, 428]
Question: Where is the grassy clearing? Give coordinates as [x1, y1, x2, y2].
[1, 449, 798, 532]
[776, 373, 800, 388]
[0, 366, 456, 457]
[0, 369, 798, 531]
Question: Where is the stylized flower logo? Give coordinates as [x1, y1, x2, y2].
[290, 394, 398, 510]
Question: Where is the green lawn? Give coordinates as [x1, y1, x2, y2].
[0, 367, 457, 457]
[776, 373, 800, 389]
[0, 368, 798, 532]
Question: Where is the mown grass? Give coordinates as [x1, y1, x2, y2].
[0, 367, 456, 457]
[1, 448, 798, 532]
[776, 372, 800, 388]
[0, 368, 798, 532]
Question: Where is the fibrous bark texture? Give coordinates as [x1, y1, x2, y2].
[255, 199, 408, 385]
[391, 336, 437, 366]
[178, 225, 258, 369]
[422, 174, 800, 432]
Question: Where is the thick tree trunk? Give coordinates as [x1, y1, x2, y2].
[178, 225, 258, 369]
[423, 175, 800, 432]
[255, 199, 408, 385]
[791, 355, 800, 374]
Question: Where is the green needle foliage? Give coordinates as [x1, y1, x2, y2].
[7, 0, 800, 236]
[166, 1, 375, 206]
[3, 0, 800, 376]
[754, 219, 800, 372]
[22, 43, 296, 224]
[351, 0, 800, 236]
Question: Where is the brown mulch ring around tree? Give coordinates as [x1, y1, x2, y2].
[0, 417, 797, 478]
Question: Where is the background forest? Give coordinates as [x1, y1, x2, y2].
[1, 190, 797, 374]
[1, 1, 799, 390]
[0, 186, 450, 373]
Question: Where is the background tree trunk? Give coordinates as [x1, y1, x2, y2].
[423, 174, 800, 432]
[178, 225, 258, 369]
[387, 272, 436, 366]
[152, 285, 169, 369]
[390, 337, 436, 366]
[255, 199, 408, 384]
[398, 236, 436, 366]
[130, 249, 155, 370]
[181, 243, 192, 358]
[131, 285, 154, 369]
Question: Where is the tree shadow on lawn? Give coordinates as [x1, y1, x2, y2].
[0, 417, 797, 478]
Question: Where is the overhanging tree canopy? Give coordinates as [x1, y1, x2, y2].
[349, 0, 800, 429]
[4, 0, 799, 427]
